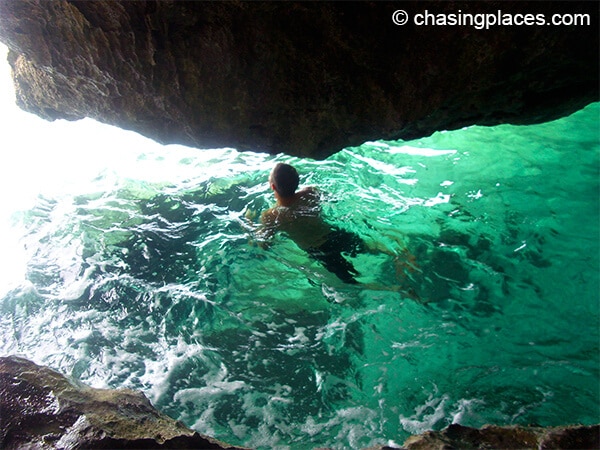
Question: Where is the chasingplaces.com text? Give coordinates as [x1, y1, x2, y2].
[392, 9, 592, 30]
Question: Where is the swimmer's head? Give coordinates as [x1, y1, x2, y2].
[269, 163, 299, 197]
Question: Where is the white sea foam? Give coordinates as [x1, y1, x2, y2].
[297, 407, 382, 449]
[386, 145, 458, 157]
[141, 338, 219, 404]
[174, 380, 246, 404]
[399, 391, 450, 435]
[399, 390, 492, 437]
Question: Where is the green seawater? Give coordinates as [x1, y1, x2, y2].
[1, 103, 598, 449]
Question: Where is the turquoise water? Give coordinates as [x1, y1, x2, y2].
[1, 103, 598, 449]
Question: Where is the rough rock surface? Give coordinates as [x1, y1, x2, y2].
[401, 423, 600, 450]
[0, 1, 597, 158]
[0, 356, 245, 449]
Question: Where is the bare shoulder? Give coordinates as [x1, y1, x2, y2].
[299, 186, 318, 196]
[296, 186, 320, 204]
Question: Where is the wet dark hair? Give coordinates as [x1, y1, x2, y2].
[271, 163, 299, 197]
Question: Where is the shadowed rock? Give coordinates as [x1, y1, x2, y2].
[0, 1, 597, 158]
[402, 423, 600, 450]
[0, 355, 245, 449]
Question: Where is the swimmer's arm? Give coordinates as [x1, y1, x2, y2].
[243, 207, 274, 249]
[363, 237, 393, 255]
[254, 208, 277, 249]
[362, 235, 420, 273]
[244, 207, 259, 223]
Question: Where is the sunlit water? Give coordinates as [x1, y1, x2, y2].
[1, 104, 598, 449]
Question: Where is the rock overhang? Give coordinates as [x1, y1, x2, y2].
[0, 0, 597, 159]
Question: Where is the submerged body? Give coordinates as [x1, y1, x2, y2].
[260, 165, 366, 283]
[260, 186, 329, 249]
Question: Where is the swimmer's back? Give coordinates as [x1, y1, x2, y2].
[261, 187, 330, 248]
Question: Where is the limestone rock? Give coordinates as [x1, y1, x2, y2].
[0, 1, 597, 158]
[0, 355, 245, 449]
[402, 423, 600, 450]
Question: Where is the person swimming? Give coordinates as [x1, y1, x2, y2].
[257, 162, 369, 284]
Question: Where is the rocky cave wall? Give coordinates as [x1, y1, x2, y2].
[0, 0, 598, 158]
